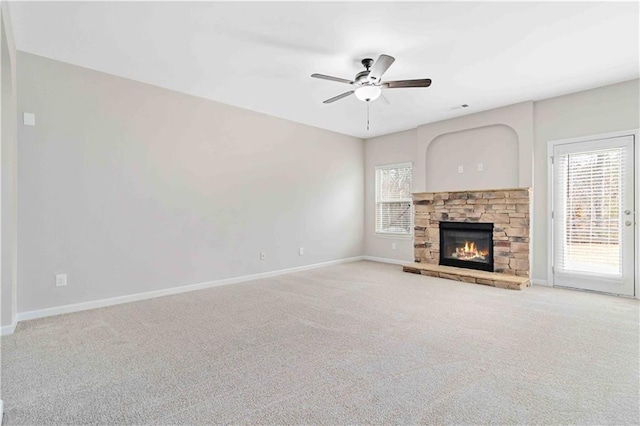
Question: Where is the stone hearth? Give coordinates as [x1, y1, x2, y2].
[410, 188, 531, 286]
[403, 263, 530, 290]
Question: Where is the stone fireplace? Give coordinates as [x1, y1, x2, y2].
[406, 188, 531, 289]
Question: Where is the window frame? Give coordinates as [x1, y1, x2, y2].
[374, 162, 414, 238]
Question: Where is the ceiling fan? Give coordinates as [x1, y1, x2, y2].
[311, 54, 432, 104]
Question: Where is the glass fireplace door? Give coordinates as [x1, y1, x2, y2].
[439, 222, 494, 272]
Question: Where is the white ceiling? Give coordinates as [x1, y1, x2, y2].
[9, 1, 640, 138]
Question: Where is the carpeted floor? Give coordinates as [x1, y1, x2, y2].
[1, 261, 639, 425]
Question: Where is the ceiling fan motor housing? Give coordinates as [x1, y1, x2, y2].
[355, 70, 371, 84]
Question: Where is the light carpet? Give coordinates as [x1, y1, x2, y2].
[1, 261, 639, 425]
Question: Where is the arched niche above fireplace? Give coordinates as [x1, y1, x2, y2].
[425, 124, 519, 193]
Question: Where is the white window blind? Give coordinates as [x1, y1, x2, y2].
[554, 147, 624, 276]
[375, 163, 412, 235]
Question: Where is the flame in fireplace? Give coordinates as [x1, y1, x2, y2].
[464, 241, 476, 254]
[453, 241, 488, 261]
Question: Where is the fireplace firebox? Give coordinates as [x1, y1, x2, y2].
[439, 222, 494, 272]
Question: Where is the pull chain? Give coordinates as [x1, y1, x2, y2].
[367, 101, 370, 131]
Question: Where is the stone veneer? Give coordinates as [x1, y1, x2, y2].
[413, 188, 531, 277]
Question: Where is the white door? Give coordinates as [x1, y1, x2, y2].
[551, 135, 635, 296]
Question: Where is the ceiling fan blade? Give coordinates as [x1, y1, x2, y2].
[323, 91, 354, 104]
[383, 79, 432, 88]
[368, 54, 395, 82]
[311, 73, 353, 84]
[378, 93, 390, 105]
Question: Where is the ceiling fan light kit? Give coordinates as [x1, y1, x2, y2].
[354, 85, 381, 102]
[311, 54, 432, 129]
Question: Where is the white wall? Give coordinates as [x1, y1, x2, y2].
[17, 52, 364, 313]
[364, 129, 416, 262]
[532, 79, 640, 282]
[1, 2, 18, 329]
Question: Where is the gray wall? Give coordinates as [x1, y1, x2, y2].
[364, 101, 534, 263]
[425, 124, 519, 192]
[532, 79, 640, 281]
[11, 51, 640, 316]
[17, 52, 364, 313]
[415, 101, 534, 193]
[364, 129, 416, 262]
[1, 2, 18, 328]
[364, 79, 639, 280]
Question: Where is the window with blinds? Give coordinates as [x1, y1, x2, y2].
[554, 147, 624, 276]
[375, 163, 412, 235]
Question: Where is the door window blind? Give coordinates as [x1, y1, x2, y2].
[554, 147, 624, 276]
[375, 163, 412, 235]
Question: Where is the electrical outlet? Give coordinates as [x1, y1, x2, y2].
[23, 112, 36, 126]
[391, 242, 397, 250]
[260, 252, 266, 260]
[477, 163, 484, 172]
[55, 273, 67, 287]
[458, 165, 464, 174]
[299, 247, 304, 256]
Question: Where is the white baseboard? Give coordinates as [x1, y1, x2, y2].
[531, 278, 551, 287]
[362, 256, 410, 265]
[1, 319, 17, 336]
[9, 256, 365, 332]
